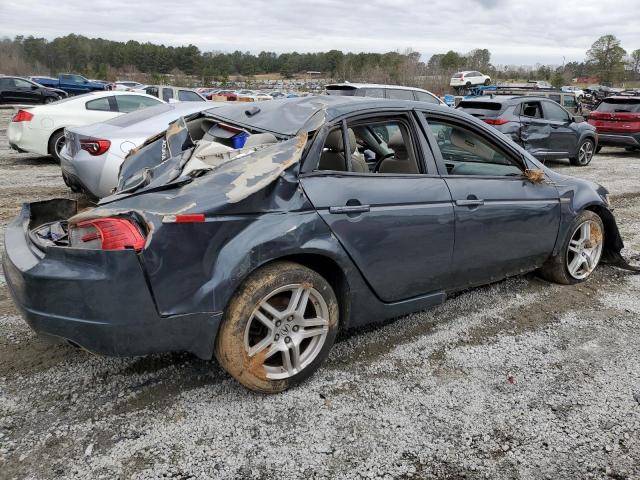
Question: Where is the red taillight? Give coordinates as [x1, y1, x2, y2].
[12, 110, 33, 122]
[69, 218, 146, 251]
[80, 139, 111, 156]
[483, 118, 509, 125]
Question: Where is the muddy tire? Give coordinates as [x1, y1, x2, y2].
[570, 138, 595, 166]
[215, 261, 339, 393]
[48, 130, 65, 163]
[538, 210, 604, 285]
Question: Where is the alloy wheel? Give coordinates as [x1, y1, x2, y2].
[243, 284, 330, 380]
[566, 220, 603, 280]
[578, 141, 594, 165]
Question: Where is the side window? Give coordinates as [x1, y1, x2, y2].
[543, 101, 570, 122]
[521, 101, 543, 119]
[361, 88, 384, 98]
[549, 94, 561, 104]
[60, 75, 72, 81]
[386, 89, 414, 101]
[177, 90, 204, 101]
[415, 91, 440, 104]
[426, 117, 522, 177]
[563, 96, 577, 109]
[162, 88, 174, 102]
[15, 79, 33, 88]
[85, 97, 113, 111]
[144, 86, 159, 97]
[115, 95, 161, 113]
[317, 117, 423, 175]
[0, 78, 16, 88]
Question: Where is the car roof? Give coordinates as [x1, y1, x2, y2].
[204, 95, 449, 136]
[325, 83, 435, 94]
[605, 95, 640, 101]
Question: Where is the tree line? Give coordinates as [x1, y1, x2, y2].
[0, 33, 638, 91]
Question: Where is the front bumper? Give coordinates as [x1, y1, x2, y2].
[597, 133, 640, 148]
[2, 199, 221, 359]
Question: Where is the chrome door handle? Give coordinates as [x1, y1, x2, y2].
[329, 205, 371, 214]
[456, 199, 485, 207]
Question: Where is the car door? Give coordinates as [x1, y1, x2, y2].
[299, 112, 456, 302]
[541, 100, 576, 157]
[518, 100, 552, 159]
[0, 78, 17, 103]
[13, 78, 41, 103]
[421, 113, 561, 288]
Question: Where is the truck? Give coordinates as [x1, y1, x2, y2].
[30, 74, 106, 96]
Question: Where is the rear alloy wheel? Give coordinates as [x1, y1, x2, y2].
[539, 210, 604, 284]
[571, 138, 595, 166]
[215, 261, 339, 393]
[48, 130, 65, 163]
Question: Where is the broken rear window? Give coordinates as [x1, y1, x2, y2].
[596, 98, 640, 113]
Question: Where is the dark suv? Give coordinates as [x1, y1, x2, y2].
[587, 96, 640, 152]
[457, 96, 598, 166]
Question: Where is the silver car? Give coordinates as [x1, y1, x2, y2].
[60, 102, 215, 198]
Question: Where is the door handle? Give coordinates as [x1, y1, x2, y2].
[456, 199, 485, 207]
[329, 205, 370, 214]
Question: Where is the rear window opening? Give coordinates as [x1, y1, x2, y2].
[456, 101, 503, 118]
[596, 98, 640, 113]
[325, 85, 357, 96]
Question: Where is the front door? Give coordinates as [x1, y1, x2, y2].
[423, 114, 561, 288]
[300, 113, 455, 302]
[518, 99, 552, 159]
[542, 99, 577, 158]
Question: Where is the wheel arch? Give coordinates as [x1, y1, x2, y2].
[583, 203, 624, 261]
[47, 127, 65, 155]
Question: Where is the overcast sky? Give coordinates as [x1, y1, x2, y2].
[1, 0, 638, 65]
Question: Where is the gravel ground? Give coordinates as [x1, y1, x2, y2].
[0, 109, 639, 479]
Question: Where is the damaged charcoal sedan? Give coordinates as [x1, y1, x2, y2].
[3, 96, 628, 393]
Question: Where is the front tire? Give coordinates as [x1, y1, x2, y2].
[570, 138, 595, 166]
[484, 78, 491, 85]
[539, 211, 604, 285]
[215, 261, 339, 393]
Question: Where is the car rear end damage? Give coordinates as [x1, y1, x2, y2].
[2, 198, 221, 359]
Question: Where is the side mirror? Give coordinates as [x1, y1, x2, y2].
[31, 85, 38, 90]
[84, 80, 89, 84]
[572, 115, 585, 123]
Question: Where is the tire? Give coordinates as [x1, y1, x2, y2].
[466, 81, 472, 88]
[48, 130, 65, 163]
[484, 78, 491, 86]
[570, 138, 595, 166]
[624, 146, 639, 152]
[43, 96, 57, 104]
[538, 210, 604, 285]
[215, 261, 339, 393]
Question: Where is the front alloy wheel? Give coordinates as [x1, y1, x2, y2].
[539, 210, 604, 284]
[216, 261, 339, 393]
[566, 220, 604, 280]
[571, 139, 595, 166]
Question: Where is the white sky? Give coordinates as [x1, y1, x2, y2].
[1, 0, 638, 65]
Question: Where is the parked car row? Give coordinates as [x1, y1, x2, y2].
[0, 76, 68, 104]
[3, 95, 624, 393]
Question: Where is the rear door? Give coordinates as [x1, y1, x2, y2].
[421, 112, 560, 288]
[300, 111, 456, 302]
[541, 100, 576, 157]
[518, 100, 552, 158]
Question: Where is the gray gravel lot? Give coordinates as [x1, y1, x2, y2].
[0, 109, 639, 479]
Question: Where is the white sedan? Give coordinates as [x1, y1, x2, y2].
[7, 91, 164, 162]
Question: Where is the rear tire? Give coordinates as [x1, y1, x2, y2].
[48, 130, 65, 163]
[538, 210, 604, 285]
[215, 261, 339, 393]
[484, 78, 491, 86]
[570, 138, 595, 166]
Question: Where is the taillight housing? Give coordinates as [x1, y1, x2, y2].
[69, 217, 146, 251]
[80, 139, 111, 156]
[483, 118, 509, 125]
[12, 110, 33, 122]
